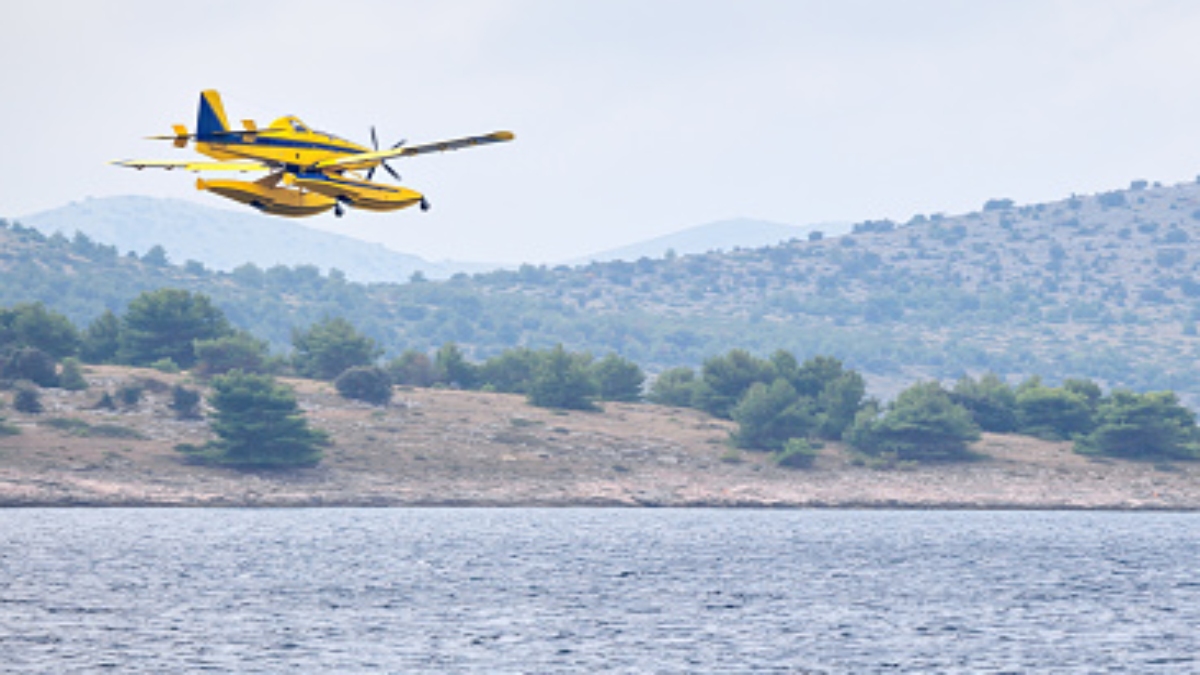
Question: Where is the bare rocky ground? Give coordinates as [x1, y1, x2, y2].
[1, 366, 1198, 509]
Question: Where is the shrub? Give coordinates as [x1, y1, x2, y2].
[170, 385, 202, 419]
[150, 358, 180, 374]
[335, 366, 393, 406]
[527, 345, 597, 411]
[193, 331, 271, 377]
[58, 357, 88, 391]
[118, 289, 233, 368]
[2, 347, 59, 387]
[846, 382, 980, 462]
[592, 353, 644, 402]
[730, 379, 816, 451]
[434, 342, 478, 389]
[12, 384, 43, 414]
[291, 317, 381, 380]
[385, 350, 437, 387]
[693, 349, 775, 418]
[1075, 391, 1199, 460]
[951, 373, 1017, 432]
[647, 367, 700, 407]
[1016, 385, 1094, 440]
[184, 370, 328, 468]
[118, 384, 144, 407]
[773, 438, 818, 469]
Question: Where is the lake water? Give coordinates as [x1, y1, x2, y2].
[1, 508, 1197, 673]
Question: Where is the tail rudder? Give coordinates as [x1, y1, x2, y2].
[196, 89, 230, 138]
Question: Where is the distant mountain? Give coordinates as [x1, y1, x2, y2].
[570, 218, 848, 263]
[15, 196, 498, 282]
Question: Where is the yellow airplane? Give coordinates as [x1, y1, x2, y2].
[113, 90, 514, 218]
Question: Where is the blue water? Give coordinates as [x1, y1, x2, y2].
[1, 509, 1197, 673]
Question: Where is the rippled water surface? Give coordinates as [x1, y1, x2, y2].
[2, 508, 1198, 673]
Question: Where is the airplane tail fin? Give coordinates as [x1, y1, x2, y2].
[196, 89, 231, 138]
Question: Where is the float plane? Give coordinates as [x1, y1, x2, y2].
[113, 90, 514, 218]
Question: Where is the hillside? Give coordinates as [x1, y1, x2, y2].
[18, 196, 496, 282]
[1, 366, 1196, 508]
[6, 179, 1200, 403]
[567, 218, 847, 264]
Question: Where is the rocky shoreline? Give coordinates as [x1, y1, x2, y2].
[2, 366, 1198, 510]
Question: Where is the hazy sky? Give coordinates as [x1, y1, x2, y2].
[5, 1, 1200, 263]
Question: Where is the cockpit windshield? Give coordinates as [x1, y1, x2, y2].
[288, 118, 309, 133]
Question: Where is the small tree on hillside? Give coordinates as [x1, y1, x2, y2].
[335, 366, 393, 406]
[591, 353, 644, 402]
[118, 289, 232, 368]
[81, 310, 121, 364]
[386, 350, 437, 387]
[1016, 385, 1095, 440]
[951, 372, 1018, 432]
[846, 381, 981, 462]
[193, 331, 271, 377]
[181, 370, 327, 467]
[527, 345, 596, 411]
[647, 366, 700, 407]
[693, 349, 775, 418]
[291, 317, 381, 380]
[1076, 391, 1200, 460]
[434, 342, 479, 389]
[730, 379, 817, 451]
[0, 302, 80, 359]
[478, 347, 541, 393]
[2, 347, 59, 387]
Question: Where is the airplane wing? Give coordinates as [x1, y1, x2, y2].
[111, 159, 272, 172]
[315, 130, 514, 171]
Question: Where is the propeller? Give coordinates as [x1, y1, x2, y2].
[366, 126, 405, 182]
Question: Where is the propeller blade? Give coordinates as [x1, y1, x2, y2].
[391, 139, 407, 150]
[370, 126, 379, 150]
[383, 161, 401, 182]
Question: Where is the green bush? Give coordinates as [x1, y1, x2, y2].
[58, 357, 88, 391]
[434, 342, 478, 389]
[647, 367, 700, 407]
[184, 370, 328, 468]
[773, 438, 818, 469]
[118, 289, 233, 368]
[2, 347, 59, 388]
[693, 349, 775, 418]
[150, 358, 180, 374]
[291, 317, 381, 381]
[730, 379, 816, 451]
[592, 353, 644, 402]
[527, 345, 597, 411]
[12, 384, 43, 414]
[385, 350, 437, 387]
[170, 385, 202, 419]
[334, 366, 393, 406]
[846, 382, 980, 462]
[118, 384, 144, 407]
[1076, 391, 1199, 460]
[193, 331, 270, 377]
[951, 372, 1017, 432]
[1016, 385, 1094, 440]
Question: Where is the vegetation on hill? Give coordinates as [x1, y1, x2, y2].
[8, 178, 1200, 407]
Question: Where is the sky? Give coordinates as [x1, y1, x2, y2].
[5, 1, 1200, 264]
